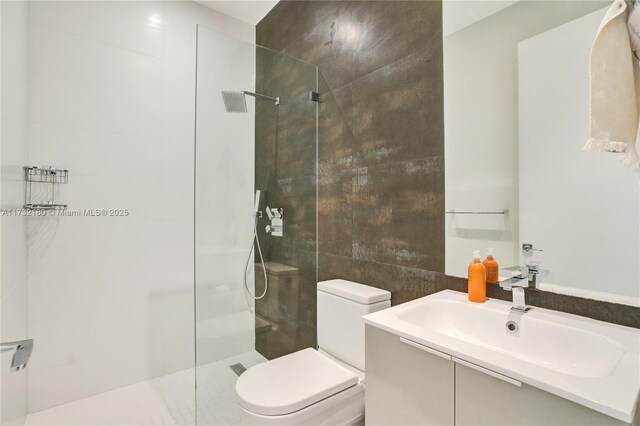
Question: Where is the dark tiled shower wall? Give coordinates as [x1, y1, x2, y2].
[256, 0, 639, 351]
[254, 42, 319, 359]
[257, 1, 446, 317]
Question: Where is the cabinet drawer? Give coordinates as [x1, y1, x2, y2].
[454, 362, 630, 426]
[365, 326, 454, 425]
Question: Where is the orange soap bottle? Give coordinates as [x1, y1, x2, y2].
[468, 250, 486, 303]
[483, 248, 499, 285]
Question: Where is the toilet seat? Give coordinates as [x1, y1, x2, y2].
[236, 348, 359, 416]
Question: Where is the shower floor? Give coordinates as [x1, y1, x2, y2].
[24, 350, 267, 426]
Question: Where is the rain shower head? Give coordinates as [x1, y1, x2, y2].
[221, 90, 280, 113]
[221, 91, 247, 113]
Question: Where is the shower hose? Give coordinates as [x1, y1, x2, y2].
[244, 214, 268, 299]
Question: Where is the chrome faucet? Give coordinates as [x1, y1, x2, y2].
[500, 261, 546, 313]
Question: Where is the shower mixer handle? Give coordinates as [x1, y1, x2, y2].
[264, 207, 283, 237]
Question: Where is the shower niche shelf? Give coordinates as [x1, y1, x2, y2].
[24, 166, 69, 211]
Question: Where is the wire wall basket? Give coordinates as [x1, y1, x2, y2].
[24, 166, 69, 211]
[24, 166, 68, 184]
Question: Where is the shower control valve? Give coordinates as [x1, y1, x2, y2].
[265, 207, 283, 237]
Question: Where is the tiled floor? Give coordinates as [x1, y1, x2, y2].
[24, 351, 267, 426]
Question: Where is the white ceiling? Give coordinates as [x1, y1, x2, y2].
[195, 0, 279, 25]
[197, 0, 519, 37]
[443, 0, 519, 36]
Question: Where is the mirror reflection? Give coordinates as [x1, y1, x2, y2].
[444, 0, 639, 305]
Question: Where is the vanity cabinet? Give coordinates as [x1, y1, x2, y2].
[365, 325, 636, 426]
[365, 325, 455, 425]
[455, 361, 631, 426]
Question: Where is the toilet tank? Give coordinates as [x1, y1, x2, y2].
[317, 279, 391, 371]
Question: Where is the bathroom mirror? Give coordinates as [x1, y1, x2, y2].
[443, 0, 640, 306]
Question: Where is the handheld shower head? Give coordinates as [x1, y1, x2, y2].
[254, 190, 261, 214]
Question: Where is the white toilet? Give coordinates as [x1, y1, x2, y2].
[235, 279, 391, 425]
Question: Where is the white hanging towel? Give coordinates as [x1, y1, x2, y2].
[584, 0, 640, 173]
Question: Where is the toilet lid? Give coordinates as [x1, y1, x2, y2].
[236, 348, 359, 416]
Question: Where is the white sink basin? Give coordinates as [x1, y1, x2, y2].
[396, 298, 625, 378]
[363, 290, 640, 423]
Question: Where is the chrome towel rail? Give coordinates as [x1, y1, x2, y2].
[446, 210, 509, 215]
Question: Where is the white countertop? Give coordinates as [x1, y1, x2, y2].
[363, 290, 640, 423]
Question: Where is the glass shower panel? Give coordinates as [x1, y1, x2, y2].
[194, 26, 317, 425]
[253, 48, 318, 359]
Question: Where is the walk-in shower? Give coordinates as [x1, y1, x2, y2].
[221, 89, 282, 301]
[194, 25, 318, 424]
[220, 89, 280, 302]
[0, 4, 317, 422]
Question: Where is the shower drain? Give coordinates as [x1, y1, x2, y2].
[230, 363, 247, 376]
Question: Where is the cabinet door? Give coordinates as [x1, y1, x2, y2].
[454, 360, 630, 426]
[365, 325, 454, 425]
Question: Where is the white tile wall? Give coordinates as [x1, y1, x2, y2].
[194, 26, 257, 366]
[1, 2, 30, 424]
[25, 1, 254, 413]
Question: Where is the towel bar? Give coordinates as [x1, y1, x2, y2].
[446, 210, 509, 215]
